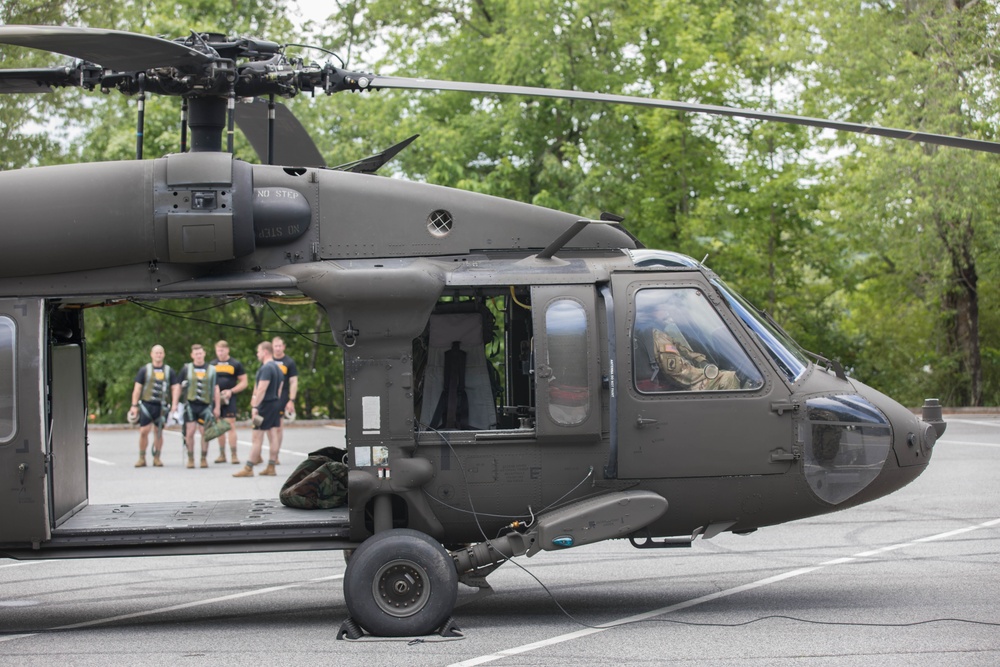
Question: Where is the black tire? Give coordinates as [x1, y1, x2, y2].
[343, 528, 458, 637]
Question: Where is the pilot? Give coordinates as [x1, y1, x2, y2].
[634, 294, 740, 392]
[210, 340, 248, 465]
[128, 344, 181, 468]
[179, 343, 221, 468]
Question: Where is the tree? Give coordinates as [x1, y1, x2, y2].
[804, 0, 1000, 405]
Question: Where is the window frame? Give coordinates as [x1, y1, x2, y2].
[630, 286, 764, 396]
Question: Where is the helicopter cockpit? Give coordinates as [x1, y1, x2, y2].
[632, 287, 765, 394]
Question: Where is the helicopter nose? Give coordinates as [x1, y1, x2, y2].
[800, 393, 894, 505]
[841, 382, 944, 484]
[796, 380, 943, 507]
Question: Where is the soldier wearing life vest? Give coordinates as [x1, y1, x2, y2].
[179, 343, 221, 469]
[128, 344, 181, 468]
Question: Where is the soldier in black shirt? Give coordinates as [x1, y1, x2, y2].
[210, 340, 248, 464]
[234, 341, 284, 478]
[272, 336, 298, 465]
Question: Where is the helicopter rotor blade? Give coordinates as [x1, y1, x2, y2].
[0, 25, 214, 72]
[233, 98, 326, 168]
[368, 76, 1000, 155]
[0, 67, 78, 93]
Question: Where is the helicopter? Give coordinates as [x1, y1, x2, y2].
[0, 24, 990, 639]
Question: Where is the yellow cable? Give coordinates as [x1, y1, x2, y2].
[509, 286, 531, 310]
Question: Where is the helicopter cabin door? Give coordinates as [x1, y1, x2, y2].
[611, 273, 793, 479]
[530, 285, 602, 442]
[0, 298, 51, 546]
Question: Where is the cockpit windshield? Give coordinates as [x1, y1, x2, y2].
[712, 280, 810, 383]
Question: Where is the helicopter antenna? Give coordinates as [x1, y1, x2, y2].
[537, 220, 590, 260]
[330, 134, 419, 173]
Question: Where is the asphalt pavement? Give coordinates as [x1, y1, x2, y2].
[84, 421, 346, 503]
[1, 417, 998, 666]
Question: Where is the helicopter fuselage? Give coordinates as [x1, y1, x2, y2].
[0, 153, 944, 633]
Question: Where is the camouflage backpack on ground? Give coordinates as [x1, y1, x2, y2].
[279, 446, 349, 509]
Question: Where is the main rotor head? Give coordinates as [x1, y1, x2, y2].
[2, 24, 998, 161]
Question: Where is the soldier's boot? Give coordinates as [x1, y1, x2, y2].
[152, 450, 163, 467]
[259, 462, 277, 476]
[135, 456, 147, 468]
[233, 464, 255, 478]
[214, 447, 227, 464]
[186, 456, 195, 469]
[200, 455, 209, 469]
[230, 447, 240, 465]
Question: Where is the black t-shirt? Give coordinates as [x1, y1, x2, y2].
[255, 361, 284, 402]
[273, 355, 298, 403]
[211, 357, 246, 392]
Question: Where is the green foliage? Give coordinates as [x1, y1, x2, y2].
[799, 0, 1000, 405]
[3, 0, 999, 407]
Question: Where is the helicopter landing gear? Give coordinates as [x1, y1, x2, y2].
[343, 528, 458, 637]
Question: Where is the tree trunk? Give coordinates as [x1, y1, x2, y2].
[939, 215, 982, 406]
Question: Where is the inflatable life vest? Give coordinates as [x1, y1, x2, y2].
[183, 363, 217, 403]
[140, 363, 172, 404]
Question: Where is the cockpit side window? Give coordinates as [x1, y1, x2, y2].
[632, 288, 763, 394]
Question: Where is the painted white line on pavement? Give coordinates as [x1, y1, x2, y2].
[946, 418, 1000, 428]
[0, 560, 47, 570]
[0, 573, 343, 642]
[87, 456, 115, 466]
[447, 518, 1000, 667]
[938, 439, 1000, 448]
[162, 428, 308, 457]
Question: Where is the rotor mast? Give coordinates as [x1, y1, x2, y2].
[187, 96, 228, 153]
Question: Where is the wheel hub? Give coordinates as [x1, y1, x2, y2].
[373, 559, 429, 618]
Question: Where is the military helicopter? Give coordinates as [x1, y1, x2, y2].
[0, 25, 991, 639]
